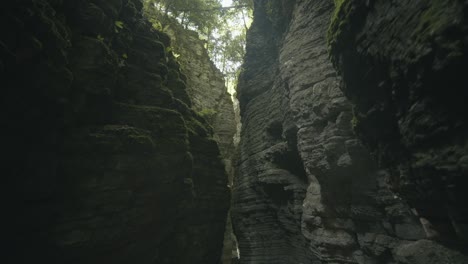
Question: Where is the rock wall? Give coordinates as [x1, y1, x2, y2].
[155, 16, 238, 264]
[329, 0, 468, 250]
[2, 0, 229, 263]
[233, 0, 467, 263]
[161, 16, 237, 185]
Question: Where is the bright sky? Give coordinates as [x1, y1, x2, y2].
[215, 0, 251, 95]
[221, 0, 233, 7]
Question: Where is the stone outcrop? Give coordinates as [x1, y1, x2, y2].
[3, 0, 229, 263]
[5, 0, 468, 263]
[161, 15, 237, 185]
[155, 16, 238, 264]
[233, 0, 467, 263]
[329, 0, 468, 250]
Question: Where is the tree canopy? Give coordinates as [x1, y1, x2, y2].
[143, 0, 253, 91]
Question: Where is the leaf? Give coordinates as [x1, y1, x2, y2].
[115, 20, 124, 29]
[152, 20, 163, 30]
[122, 53, 128, 59]
[97, 34, 105, 42]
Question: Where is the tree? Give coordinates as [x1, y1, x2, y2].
[143, 0, 253, 87]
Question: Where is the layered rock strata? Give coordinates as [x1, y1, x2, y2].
[161, 15, 237, 185]
[156, 16, 239, 264]
[233, 0, 467, 263]
[329, 0, 468, 253]
[3, 0, 229, 263]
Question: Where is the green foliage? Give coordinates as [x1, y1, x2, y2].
[327, 0, 351, 50]
[143, 0, 253, 87]
[197, 108, 218, 124]
[115, 20, 124, 29]
[165, 46, 181, 59]
[265, 0, 276, 19]
[145, 0, 222, 34]
[233, 0, 253, 10]
[351, 107, 359, 130]
[97, 34, 105, 42]
[328, 0, 370, 60]
[351, 115, 358, 129]
[198, 108, 217, 118]
[185, 115, 209, 136]
[114, 20, 125, 33]
[415, 0, 457, 40]
[152, 20, 164, 30]
[205, 1, 251, 83]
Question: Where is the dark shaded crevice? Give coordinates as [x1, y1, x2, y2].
[266, 120, 283, 140]
[270, 148, 307, 183]
[266, 121, 308, 183]
[262, 183, 293, 206]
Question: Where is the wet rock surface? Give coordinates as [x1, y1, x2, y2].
[233, 0, 468, 263]
[3, 0, 229, 263]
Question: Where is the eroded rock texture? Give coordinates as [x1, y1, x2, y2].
[233, 0, 468, 263]
[329, 0, 468, 253]
[162, 16, 237, 185]
[3, 0, 229, 263]
[160, 17, 238, 264]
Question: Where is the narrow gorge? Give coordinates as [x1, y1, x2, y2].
[3, 0, 467, 264]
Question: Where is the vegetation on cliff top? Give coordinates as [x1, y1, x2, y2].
[143, 0, 253, 90]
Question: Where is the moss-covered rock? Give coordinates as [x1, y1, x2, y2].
[329, 0, 468, 249]
[327, 0, 369, 65]
[3, 0, 229, 263]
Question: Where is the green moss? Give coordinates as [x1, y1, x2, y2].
[351, 114, 358, 129]
[115, 103, 190, 153]
[414, 0, 457, 40]
[198, 108, 217, 118]
[196, 108, 217, 125]
[184, 116, 209, 137]
[412, 0, 465, 61]
[97, 34, 105, 42]
[265, 1, 276, 19]
[114, 20, 124, 29]
[327, 0, 353, 55]
[264, 0, 280, 26]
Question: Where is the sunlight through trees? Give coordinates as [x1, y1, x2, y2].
[143, 0, 253, 93]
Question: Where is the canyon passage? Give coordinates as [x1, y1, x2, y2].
[3, 0, 468, 263]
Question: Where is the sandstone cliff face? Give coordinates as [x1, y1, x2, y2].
[160, 18, 238, 264]
[233, 0, 467, 263]
[329, 0, 468, 250]
[162, 18, 237, 185]
[2, 0, 229, 263]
